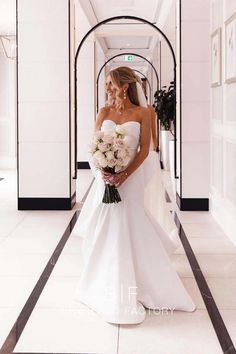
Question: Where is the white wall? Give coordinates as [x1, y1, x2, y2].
[0, 56, 17, 169]
[75, 0, 95, 163]
[0, 0, 17, 169]
[160, 0, 176, 89]
[74, 3, 106, 163]
[160, 40, 175, 88]
[177, 0, 210, 202]
[95, 41, 106, 111]
[76, 40, 95, 162]
[17, 0, 74, 202]
[210, 0, 236, 243]
[151, 41, 160, 104]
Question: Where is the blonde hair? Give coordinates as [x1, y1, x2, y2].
[108, 66, 139, 112]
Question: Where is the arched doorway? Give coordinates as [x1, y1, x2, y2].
[96, 52, 159, 112]
[74, 15, 177, 180]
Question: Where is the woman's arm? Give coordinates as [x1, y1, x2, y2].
[95, 106, 109, 131]
[103, 107, 151, 187]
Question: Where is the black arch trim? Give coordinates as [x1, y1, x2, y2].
[74, 15, 177, 181]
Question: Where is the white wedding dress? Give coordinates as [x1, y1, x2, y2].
[72, 119, 196, 324]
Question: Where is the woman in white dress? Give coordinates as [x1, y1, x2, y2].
[73, 66, 196, 324]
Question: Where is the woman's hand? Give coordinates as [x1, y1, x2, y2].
[101, 170, 128, 187]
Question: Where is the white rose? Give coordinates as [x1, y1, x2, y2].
[123, 155, 131, 166]
[108, 159, 117, 168]
[117, 149, 126, 158]
[113, 138, 125, 150]
[89, 142, 97, 153]
[93, 150, 104, 160]
[94, 131, 104, 140]
[106, 151, 115, 160]
[98, 156, 108, 168]
[115, 125, 126, 135]
[103, 134, 114, 144]
[116, 157, 124, 167]
[98, 142, 109, 152]
[115, 164, 123, 172]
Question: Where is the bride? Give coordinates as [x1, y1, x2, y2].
[72, 66, 196, 324]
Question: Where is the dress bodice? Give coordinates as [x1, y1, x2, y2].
[101, 119, 140, 151]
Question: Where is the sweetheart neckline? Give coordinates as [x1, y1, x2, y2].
[102, 119, 141, 126]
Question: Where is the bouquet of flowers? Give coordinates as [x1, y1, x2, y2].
[89, 125, 131, 204]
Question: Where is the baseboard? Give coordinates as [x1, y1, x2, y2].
[18, 192, 76, 210]
[176, 192, 209, 211]
[77, 161, 90, 169]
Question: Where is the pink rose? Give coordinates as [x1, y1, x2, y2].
[113, 138, 125, 150]
[103, 134, 114, 144]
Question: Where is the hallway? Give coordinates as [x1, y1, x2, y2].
[0, 168, 235, 353]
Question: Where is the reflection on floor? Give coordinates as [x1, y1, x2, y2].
[0, 168, 235, 354]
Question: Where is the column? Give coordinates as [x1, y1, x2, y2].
[17, 0, 76, 210]
[176, 0, 210, 210]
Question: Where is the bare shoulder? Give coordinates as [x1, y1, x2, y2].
[133, 106, 149, 117]
[147, 105, 155, 113]
[137, 106, 149, 113]
[98, 106, 110, 118]
[147, 105, 156, 119]
[95, 106, 110, 130]
[136, 106, 151, 125]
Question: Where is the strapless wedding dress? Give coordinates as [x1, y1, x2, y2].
[72, 119, 196, 324]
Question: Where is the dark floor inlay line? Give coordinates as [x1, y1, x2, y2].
[0, 178, 4, 181]
[174, 212, 236, 354]
[0, 179, 95, 354]
[0, 211, 80, 354]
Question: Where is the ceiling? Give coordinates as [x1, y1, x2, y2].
[89, 0, 160, 22]
[78, 0, 175, 74]
[106, 36, 150, 50]
[0, 0, 175, 74]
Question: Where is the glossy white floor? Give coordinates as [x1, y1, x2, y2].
[0, 168, 235, 354]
